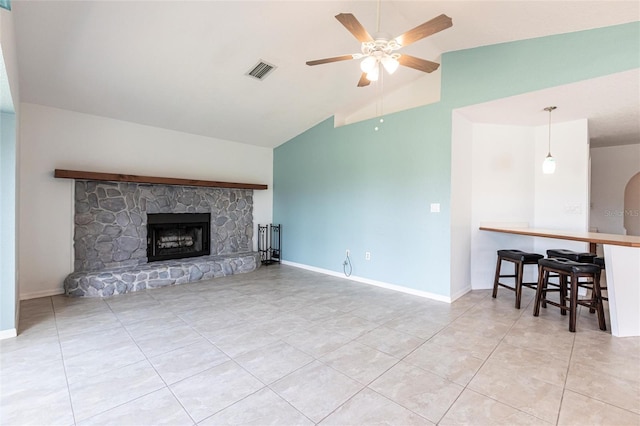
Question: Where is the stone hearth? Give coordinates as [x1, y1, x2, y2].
[64, 252, 260, 297]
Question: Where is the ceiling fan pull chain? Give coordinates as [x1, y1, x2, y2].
[374, 68, 385, 131]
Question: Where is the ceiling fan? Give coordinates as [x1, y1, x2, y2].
[306, 11, 452, 87]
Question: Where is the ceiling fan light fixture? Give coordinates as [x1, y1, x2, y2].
[366, 65, 380, 81]
[381, 56, 399, 74]
[360, 56, 377, 73]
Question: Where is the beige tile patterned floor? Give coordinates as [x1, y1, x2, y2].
[1, 265, 639, 425]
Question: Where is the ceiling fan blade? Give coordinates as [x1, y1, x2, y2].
[335, 13, 374, 43]
[398, 55, 440, 73]
[306, 55, 355, 66]
[357, 73, 371, 87]
[394, 14, 452, 47]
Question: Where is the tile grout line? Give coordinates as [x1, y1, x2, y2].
[555, 323, 578, 426]
[51, 295, 79, 426]
[433, 291, 551, 425]
[151, 291, 315, 424]
[564, 306, 639, 418]
[310, 291, 487, 424]
[83, 294, 196, 425]
[12, 267, 631, 425]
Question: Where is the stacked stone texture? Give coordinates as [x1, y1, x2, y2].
[74, 180, 254, 272]
[66, 180, 258, 297]
[64, 252, 260, 297]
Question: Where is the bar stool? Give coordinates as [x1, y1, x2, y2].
[533, 257, 606, 332]
[547, 250, 608, 314]
[492, 249, 544, 309]
[546, 248, 597, 303]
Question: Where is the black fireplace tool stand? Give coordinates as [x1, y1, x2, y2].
[258, 224, 281, 265]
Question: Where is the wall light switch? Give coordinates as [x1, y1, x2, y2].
[564, 204, 582, 214]
[430, 203, 440, 213]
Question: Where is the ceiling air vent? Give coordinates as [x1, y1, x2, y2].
[246, 60, 276, 81]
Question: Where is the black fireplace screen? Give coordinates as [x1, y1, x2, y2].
[147, 213, 210, 262]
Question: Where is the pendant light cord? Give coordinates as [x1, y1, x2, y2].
[547, 108, 551, 154]
[544, 106, 556, 155]
[379, 70, 384, 116]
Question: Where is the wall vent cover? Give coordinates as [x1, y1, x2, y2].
[246, 60, 277, 80]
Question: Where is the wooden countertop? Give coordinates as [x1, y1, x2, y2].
[479, 226, 640, 248]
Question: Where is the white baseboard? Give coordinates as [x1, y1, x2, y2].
[20, 288, 65, 300]
[0, 328, 17, 340]
[281, 260, 452, 303]
[471, 284, 494, 290]
[450, 285, 472, 302]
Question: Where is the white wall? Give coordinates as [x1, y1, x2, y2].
[19, 103, 273, 299]
[459, 118, 591, 290]
[335, 71, 442, 127]
[450, 112, 473, 300]
[533, 119, 590, 255]
[590, 144, 640, 234]
[469, 123, 536, 289]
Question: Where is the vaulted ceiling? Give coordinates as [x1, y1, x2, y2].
[10, 1, 640, 148]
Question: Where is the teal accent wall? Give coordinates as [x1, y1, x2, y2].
[442, 22, 640, 108]
[273, 22, 639, 298]
[274, 105, 452, 295]
[1, 112, 17, 333]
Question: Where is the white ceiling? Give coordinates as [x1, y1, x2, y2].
[457, 68, 640, 148]
[0, 48, 13, 113]
[10, 1, 640, 148]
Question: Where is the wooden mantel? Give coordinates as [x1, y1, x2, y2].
[54, 169, 268, 190]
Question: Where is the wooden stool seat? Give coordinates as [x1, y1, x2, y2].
[533, 257, 606, 332]
[493, 249, 543, 309]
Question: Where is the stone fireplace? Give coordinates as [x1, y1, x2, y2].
[64, 179, 260, 296]
[73, 180, 253, 272]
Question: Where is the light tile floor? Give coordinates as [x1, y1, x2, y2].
[1, 265, 639, 425]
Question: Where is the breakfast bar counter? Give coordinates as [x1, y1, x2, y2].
[480, 226, 640, 337]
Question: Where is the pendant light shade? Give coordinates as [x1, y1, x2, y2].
[542, 106, 557, 174]
[542, 153, 556, 174]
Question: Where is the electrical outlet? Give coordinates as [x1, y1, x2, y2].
[365, 251, 371, 261]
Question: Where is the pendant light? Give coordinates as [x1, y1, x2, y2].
[542, 106, 557, 174]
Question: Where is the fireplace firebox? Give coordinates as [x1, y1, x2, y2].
[147, 213, 211, 262]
